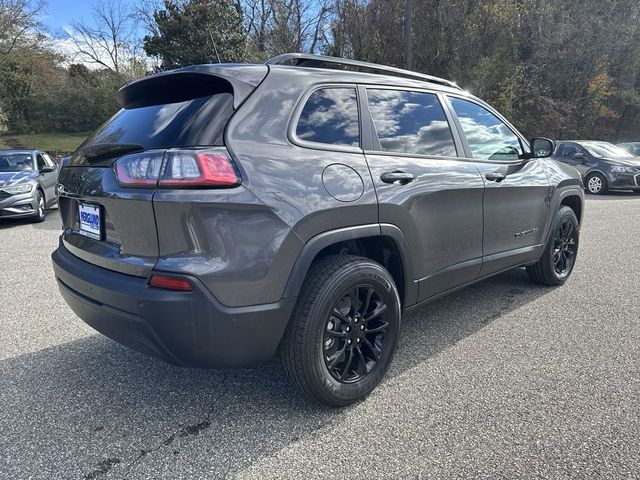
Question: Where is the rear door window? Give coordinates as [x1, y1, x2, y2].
[295, 87, 360, 147]
[367, 89, 457, 157]
[83, 93, 235, 150]
[449, 97, 523, 161]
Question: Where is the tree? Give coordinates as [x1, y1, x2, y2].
[143, 0, 246, 69]
[244, 0, 331, 58]
[68, 0, 137, 74]
[0, 0, 45, 55]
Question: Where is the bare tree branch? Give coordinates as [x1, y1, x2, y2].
[68, 0, 135, 73]
[0, 0, 46, 55]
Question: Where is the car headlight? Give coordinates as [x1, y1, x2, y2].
[1, 184, 33, 195]
[610, 166, 634, 173]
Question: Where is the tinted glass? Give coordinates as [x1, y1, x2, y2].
[83, 93, 234, 150]
[36, 154, 46, 170]
[367, 89, 456, 157]
[0, 153, 33, 172]
[559, 144, 579, 157]
[296, 88, 360, 146]
[450, 97, 522, 161]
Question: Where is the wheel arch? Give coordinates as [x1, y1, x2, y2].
[584, 168, 608, 182]
[283, 224, 417, 307]
[559, 193, 583, 224]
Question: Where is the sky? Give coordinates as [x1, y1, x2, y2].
[43, 0, 140, 38]
[42, 0, 146, 68]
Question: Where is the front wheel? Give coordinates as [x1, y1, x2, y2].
[527, 206, 579, 286]
[31, 190, 46, 223]
[280, 255, 401, 406]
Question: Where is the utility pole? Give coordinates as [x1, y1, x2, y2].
[404, 0, 413, 70]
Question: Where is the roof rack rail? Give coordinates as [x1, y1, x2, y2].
[265, 53, 462, 90]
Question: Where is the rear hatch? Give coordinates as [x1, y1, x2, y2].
[57, 66, 267, 277]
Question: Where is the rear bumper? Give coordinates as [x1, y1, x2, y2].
[52, 242, 296, 367]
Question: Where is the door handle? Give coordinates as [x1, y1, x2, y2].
[485, 172, 506, 182]
[380, 171, 416, 185]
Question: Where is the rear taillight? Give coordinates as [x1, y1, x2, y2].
[159, 150, 239, 187]
[149, 274, 193, 291]
[114, 148, 240, 188]
[115, 151, 164, 187]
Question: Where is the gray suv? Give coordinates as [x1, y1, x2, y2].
[52, 54, 584, 406]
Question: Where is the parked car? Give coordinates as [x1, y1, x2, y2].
[52, 54, 584, 406]
[0, 149, 60, 222]
[552, 141, 640, 194]
[617, 142, 640, 157]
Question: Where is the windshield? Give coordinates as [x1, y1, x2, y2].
[581, 142, 630, 159]
[0, 153, 34, 172]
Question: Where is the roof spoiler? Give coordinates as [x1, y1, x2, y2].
[117, 64, 268, 110]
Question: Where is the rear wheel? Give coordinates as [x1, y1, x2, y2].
[527, 206, 579, 286]
[31, 190, 46, 223]
[585, 172, 607, 195]
[280, 255, 401, 406]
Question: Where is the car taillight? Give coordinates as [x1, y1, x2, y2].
[115, 148, 240, 188]
[115, 151, 164, 187]
[149, 274, 193, 291]
[159, 149, 239, 187]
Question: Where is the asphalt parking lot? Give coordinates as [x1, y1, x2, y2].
[1, 193, 639, 479]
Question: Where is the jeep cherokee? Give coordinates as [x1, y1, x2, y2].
[52, 53, 584, 406]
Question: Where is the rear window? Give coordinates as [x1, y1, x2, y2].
[82, 93, 234, 150]
[295, 87, 360, 147]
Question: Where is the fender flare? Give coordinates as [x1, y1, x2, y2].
[282, 224, 418, 306]
[543, 187, 584, 247]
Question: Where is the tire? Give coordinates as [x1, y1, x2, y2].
[585, 172, 607, 195]
[280, 255, 401, 407]
[526, 206, 579, 286]
[31, 190, 46, 223]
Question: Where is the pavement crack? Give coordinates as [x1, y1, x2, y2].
[119, 374, 229, 479]
[84, 458, 121, 480]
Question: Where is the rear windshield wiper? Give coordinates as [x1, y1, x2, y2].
[78, 143, 145, 163]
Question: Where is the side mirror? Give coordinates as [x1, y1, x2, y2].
[40, 165, 55, 173]
[530, 137, 555, 158]
[572, 152, 587, 161]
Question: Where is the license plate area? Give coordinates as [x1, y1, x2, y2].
[78, 202, 102, 240]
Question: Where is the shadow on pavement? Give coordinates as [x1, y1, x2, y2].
[0, 207, 60, 231]
[0, 268, 551, 479]
[585, 190, 640, 201]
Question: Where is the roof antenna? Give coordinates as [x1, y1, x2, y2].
[207, 28, 222, 63]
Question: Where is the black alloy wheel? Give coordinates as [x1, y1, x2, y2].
[323, 285, 391, 384]
[552, 218, 577, 279]
[527, 206, 580, 286]
[280, 255, 401, 406]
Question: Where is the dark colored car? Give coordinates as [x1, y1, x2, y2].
[552, 141, 640, 195]
[0, 149, 60, 222]
[617, 142, 640, 157]
[52, 54, 583, 406]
